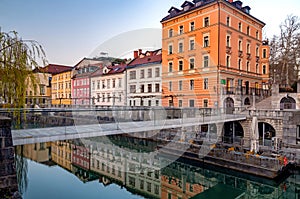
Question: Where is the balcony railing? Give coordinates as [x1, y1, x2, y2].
[222, 86, 270, 96]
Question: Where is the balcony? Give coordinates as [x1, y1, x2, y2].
[226, 46, 232, 54]
[238, 51, 243, 58]
[256, 56, 260, 62]
[247, 53, 251, 60]
[222, 86, 270, 96]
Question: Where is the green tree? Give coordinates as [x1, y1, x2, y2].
[0, 29, 47, 108]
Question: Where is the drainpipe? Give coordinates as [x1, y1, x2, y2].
[217, 0, 221, 111]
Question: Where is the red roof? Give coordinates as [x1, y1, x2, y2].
[91, 64, 126, 77]
[127, 49, 162, 68]
[34, 64, 73, 75]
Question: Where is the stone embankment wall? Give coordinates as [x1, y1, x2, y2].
[0, 116, 20, 198]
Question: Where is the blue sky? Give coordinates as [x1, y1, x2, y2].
[1, 0, 300, 66]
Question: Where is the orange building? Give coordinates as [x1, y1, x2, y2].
[161, 0, 270, 109]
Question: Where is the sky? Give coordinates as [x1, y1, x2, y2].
[1, 0, 300, 66]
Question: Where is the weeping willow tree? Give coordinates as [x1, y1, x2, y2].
[0, 29, 47, 108]
[0, 29, 47, 126]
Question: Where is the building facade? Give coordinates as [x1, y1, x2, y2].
[26, 64, 72, 107]
[161, 0, 270, 109]
[91, 64, 126, 107]
[127, 49, 162, 107]
[72, 58, 103, 106]
[51, 68, 73, 106]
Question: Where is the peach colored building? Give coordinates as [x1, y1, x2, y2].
[161, 0, 270, 109]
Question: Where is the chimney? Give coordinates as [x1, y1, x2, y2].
[138, 49, 142, 56]
[228, 0, 233, 3]
[134, 50, 138, 59]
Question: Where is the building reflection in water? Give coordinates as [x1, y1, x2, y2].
[16, 134, 300, 199]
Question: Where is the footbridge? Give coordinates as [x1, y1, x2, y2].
[10, 109, 246, 146]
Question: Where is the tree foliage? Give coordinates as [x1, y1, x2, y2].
[0, 29, 47, 108]
[269, 15, 300, 87]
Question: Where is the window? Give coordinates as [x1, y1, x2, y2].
[263, 65, 266, 74]
[226, 56, 230, 68]
[190, 79, 194, 90]
[130, 85, 136, 93]
[238, 22, 242, 31]
[263, 49, 267, 58]
[107, 79, 110, 89]
[178, 60, 183, 71]
[140, 84, 145, 93]
[102, 80, 105, 89]
[156, 100, 159, 106]
[204, 17, 209, 27]
[148, 68, 152, 78]
[112, 79, 116, 88]
[168, 62, 173, 72]
[190, 58, 195, 69]
[148, 84, 152, 93]
[204, 78, 209, 89]
[148, 100, 151, 106]
[238, 59, 242, 70]
[226, 35, 231, 47]
[155, 84, 160, 92]
[179, 25, 184, 35]
[247, 43, 250, 54]
[169, 81, 172, 91]
[189, 39, 195, 50]
[204, 36, 209, 47]
[247, 26, 250, 35]
[203, 55, 209, 68]
[226, 16, 230, 26]
[118, 78, 122, 88]
[168, 44, 173, 54]
[204, 99, 208, 108]
[96, 81, 99, 90]
[190, 21, 195, 31]
[40, 85, 45, 95]
[297, 126, 300, 140]
[178, 80, 183, 91]
[238, 40, 242, 51]
[256, 47, 259, 57]
[140, 70, 145, 79]
[178, 42, 184, 53]
[189, 100, 195, 108]
[130, 71, 136, 80]
[155, 68, 160, 77]
[247, 61, 250, 72]
[102, 94, 105, 102]
[169, 100, 173, 107]
[169, 29, 173, 37]
[178, 100, 183, 107]
[256, 31, 259, 39]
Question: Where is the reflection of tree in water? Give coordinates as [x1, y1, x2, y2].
[15, 145, 28, 194]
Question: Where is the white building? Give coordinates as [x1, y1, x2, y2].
[127, 49, 162, 107]
[91, 64, 126, 107]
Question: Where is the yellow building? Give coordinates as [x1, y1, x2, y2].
[51, 140, 73, 171]
[51, 67, 73, 106]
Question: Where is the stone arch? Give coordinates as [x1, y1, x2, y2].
[224, 97, 234, 114]
[244, 97, 251, 106]
[280, 96, 296, 110]
[222, 121, 244, 144]
[258, 122, 276, 146]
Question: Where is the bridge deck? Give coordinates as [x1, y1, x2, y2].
[12, 114, 246, 146]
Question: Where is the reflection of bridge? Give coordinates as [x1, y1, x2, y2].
[12, 114, 246, 146]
